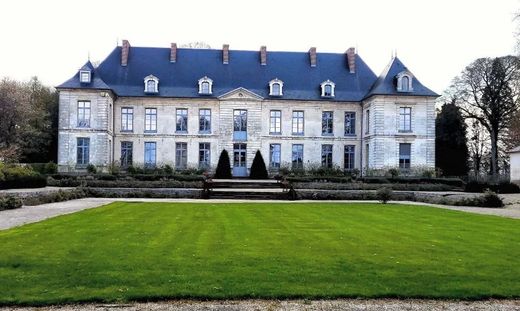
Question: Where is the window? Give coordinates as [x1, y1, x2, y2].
[396, 71, 413, 92]
[365, 143, 370, 168]
[401, 76, 409, 91]
[322, 144, 333, 168]
[320, 80, 335, 97]
[233, 109, 247, 140]
[198, 76, 213, 95]
[199, 109, 211, 133]
[270, 144, 281, 168]
[344, 112, 356, 135]
[77, 101, 91, 127]
[269, 110, 281, 134]
[292, 144, 304, 169]
[269, 79, 284, 96]
[399, 107, 412, 132]
[292, 111, 304, 135]
[79, 71, 91, 83]
[76, 137, 90, 166]
[344, 145, 355, 170]
[322, 111, 333, 135]
[399, 143, 411, 169]
[145, 108, 157, 132]
[176, 142, 188, 169]
[144, 142, 156, 168]
[176, 108, 188, 133]
[365, 110, 370, 134]
[120, 141, 133, 167]
[199, 143, 211, 169]
[144, 75, 159, 93]
[121, 107, 133, 132]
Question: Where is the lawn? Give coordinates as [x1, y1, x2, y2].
[0, 202, 519, 305]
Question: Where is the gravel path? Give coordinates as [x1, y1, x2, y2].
[1, 299, 518, 311]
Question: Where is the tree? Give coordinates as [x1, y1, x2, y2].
[214, 149, 231, 179]
[506, 109, 520, 149]
[435, 100, 469, 176]
[468, 120, 489, 176]
[452, 56, 520, 178]
[249, 150, 268, 179]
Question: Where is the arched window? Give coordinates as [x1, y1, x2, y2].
[269, 79, 284, 96]
[144, 75, 159, 93]
[396, 71, 413, 93]
[198, 76, 213, 95]
[401, 76, 409, 92]
[320, 80, 335, 98]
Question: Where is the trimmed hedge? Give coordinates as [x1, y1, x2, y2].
[0, 196, 23, 211]
[0, 174, 47, 189]
[465, 181, 520, 194]
[46, 178, 202, 189]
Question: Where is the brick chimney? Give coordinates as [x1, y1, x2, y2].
[121, 40, 130, 66]
[346, 47, 356, 73]
[309, 47, 317, 67]
[222, 44, 229, 64]
[170, 43, 177, 63]
[260, 46, 267, 66]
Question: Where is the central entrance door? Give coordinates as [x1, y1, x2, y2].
[233, 143, 247, 177]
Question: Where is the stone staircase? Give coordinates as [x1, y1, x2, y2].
[204, 179, 292, 200]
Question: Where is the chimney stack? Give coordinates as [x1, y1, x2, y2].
[222, 44, 229, 64]
[260, 46, 267, 66]
[309, 47, 317, 67]
[121, 40, 130, 66]
[346, 47, 356, 73]
[170, 43, 177, 63]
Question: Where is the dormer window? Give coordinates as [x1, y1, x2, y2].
[144, 75, 159, 94]
[269, 79, 284, 96]
[396, 71, 414, 92]
[321, 80, 335, 98]
[198, 76, 213, 95]
[79, 70, 91, 83]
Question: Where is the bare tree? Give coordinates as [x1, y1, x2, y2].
[467, 120, 489, 177]
[453, 56, 520, 178]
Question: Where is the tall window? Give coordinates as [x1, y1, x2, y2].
[292, 144, 304, 169]
[144, 142, 156, 167]
[401, 76, 409, 92]
[272, 83, 281, 96]
[145, 108, 157, 132]
[399, 107, 412, 132]
[176, 108, 188, 133]
[365, 143, 370, 168]
[270, 110, 281, 134]
[270, 144, 281, 168]
[199, 143, 210, 169]
[120, 141, 133, 167]
[121, 107, 133, 132]
[201, 82, 210, 94]
[322, 111, 333, 135]
[176, 142, 188, 169]
[77, 101, 91, 127]
[365, 110, 370, 134]
[233, 109, 247, 140]
[199, 109, 211, 133]
[344, 112, 356, 135]
[292, 111, 304, 135]
[399, 143, 411, 169]
[321, 144, 333, 168]
[344, 145, 355, 170]
[76, 137, 90, 166]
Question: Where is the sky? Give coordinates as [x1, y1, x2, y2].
[0, 0, 518, 95]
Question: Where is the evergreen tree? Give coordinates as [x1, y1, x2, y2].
[435, 101, 469, 176]
[214, 149, 231, 179]
[249, 150, 268, 179]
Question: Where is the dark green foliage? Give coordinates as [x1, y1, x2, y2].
[435, 102, 469, 177]
[249, 150, 268, 179]
[163, 164, 174, 175]
[86, 164, 97, 174]
[0, 164, 47, 189]
[21, 189, 88, 206]
[0, 196, 23, 210]
[481, 190, 504, 208]
[465, 181, 520, 193]
[126, 165, 138, 175]
[387, 168, 399, 178]
[214, 149, 232, 179]
[376, 187, 393, 203]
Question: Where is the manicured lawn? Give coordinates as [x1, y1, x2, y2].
[0, 202, 519, 305]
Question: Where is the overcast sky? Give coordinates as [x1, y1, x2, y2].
[0, 0, 518, 94]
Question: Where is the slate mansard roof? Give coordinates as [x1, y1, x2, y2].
[58, 45, 439, 101]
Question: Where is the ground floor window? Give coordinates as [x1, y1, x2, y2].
[344, 145, 355, 170]
[399, 143, 411, 169]
[144, 142, 156, 168]
[365, 143, 370, 168]
[76, 137, 90, 166]
[292, 144, 303, 169]
[270, 144, 281, 168]
[121, 141, 133, 167]
[176, 142, 188, 169]
[321, 144, 333, 168]
[199, 143, 210, 169]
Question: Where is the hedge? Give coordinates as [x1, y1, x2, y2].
[0, 174, 47, 189]
[465, 181, 520, 193]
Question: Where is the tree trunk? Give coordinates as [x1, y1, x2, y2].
[490, 130, 499, 179]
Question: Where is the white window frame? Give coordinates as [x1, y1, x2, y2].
[144, 75, 159, 93]
[269, 110, 282, 135]
[396, 71, 414, 92]
[399, 107, 412, 132]
[198, 76, 213, 95]
[269, 78, 284, 96]
[79, 70, 91, 83]
[320, 80, 335, 98]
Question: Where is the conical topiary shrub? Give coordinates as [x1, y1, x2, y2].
[214, 149, 232, 179]
[249, 150, 268, 179]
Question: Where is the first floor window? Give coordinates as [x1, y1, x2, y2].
[76, 137, 90, 166]
[176, 108, 188, 132]
[292, 144, 304, 169]
[292, 111, 304, 135]
[144, 142, 156, 167]
[270, 144, 281, 168]
[199, 143, 210, 169]
[176, 142, 188, 169]
[121, 107, 133, 132]
[345, 112, 356, 135]
[145, 108, 157, 132]
[322, 144, 333, 168]
[399, 143, 411, 169]
[270, 110, 281, 134]
[77, 101, 91, 127]
[365, 110, 370, 134]
[322, 111, 333, 135]
[199, 109, 211, 133]
[121, 141, 133, 167]
[399, 107, 412, 132]
[344, 145, 355, 170]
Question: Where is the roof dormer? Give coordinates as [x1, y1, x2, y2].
[144, 75, 159, 94]
[79, 70, 91, 84]
[198, 76, 213, 95]
[269, 78, 284, 96]
[396, 71, 414, 92]
[320, 80, 335, 98]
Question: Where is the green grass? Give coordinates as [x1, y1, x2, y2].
[0, 202, 519, 305]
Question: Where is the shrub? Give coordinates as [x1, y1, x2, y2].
[163, 164, 174, 175]
[464, 181, 520, 194]
[481, 190, 504, 208]
[387, 168, 399, 178]
[127, 165, 137, 175]
[249, 150, 268, 179]
[1, 175, 47, 189]
[215, 149, 232, 179]
[108, 162, 120, 176]
[0, 196, 23, 211]
[44, 162, 58, 174]
[497, 182, 520, 194]
[376, 187, 393, 204]
[86, 164, 97, 174]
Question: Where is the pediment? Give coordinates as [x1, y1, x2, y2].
[218, 87, 263, 101]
